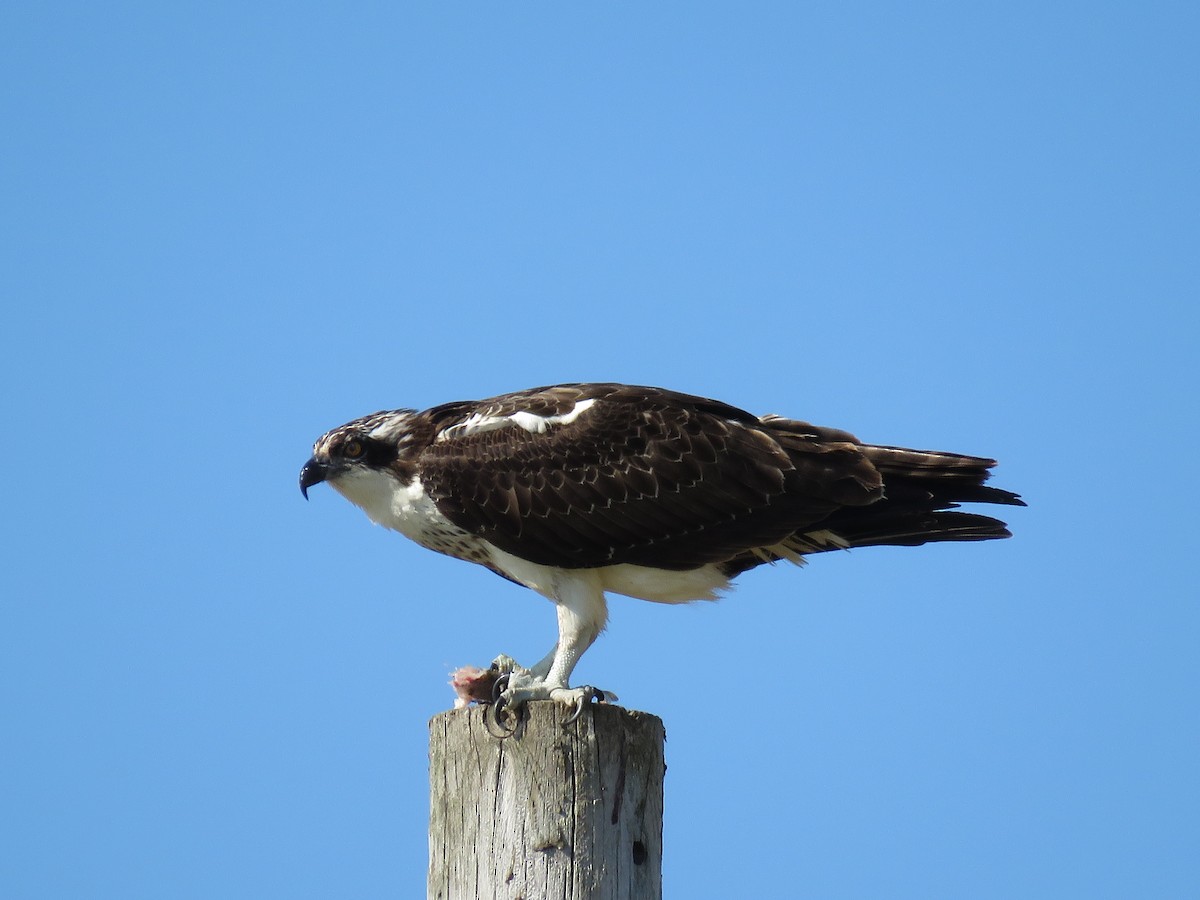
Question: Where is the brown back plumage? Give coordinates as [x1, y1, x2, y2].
[412, 385, 1023, 576]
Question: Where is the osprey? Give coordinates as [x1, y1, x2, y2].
[300, 383, 1023, 718]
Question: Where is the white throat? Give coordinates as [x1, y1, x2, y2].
[329, 468, 489, 564]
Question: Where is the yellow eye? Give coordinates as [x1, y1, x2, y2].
[343, 439, 365, 459]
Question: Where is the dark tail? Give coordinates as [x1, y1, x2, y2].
[819, 444, 1025, 549]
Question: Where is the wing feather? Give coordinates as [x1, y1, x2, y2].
[417, 386, 880, 570]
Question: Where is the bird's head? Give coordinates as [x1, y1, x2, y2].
[299, 409, 424, 508]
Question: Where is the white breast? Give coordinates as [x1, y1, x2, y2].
[330, 468, 492, 565]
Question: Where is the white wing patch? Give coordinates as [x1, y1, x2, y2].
[365, 411, 418, 444]
[437, 398, 597, 442]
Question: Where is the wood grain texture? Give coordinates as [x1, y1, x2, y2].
[428, 703, 665, 900]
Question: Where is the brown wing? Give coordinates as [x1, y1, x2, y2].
[416, 385, 883, 570]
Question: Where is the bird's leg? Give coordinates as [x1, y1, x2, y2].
[493, 572, 617, 722]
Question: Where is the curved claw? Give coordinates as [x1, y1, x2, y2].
[485, 679, 519, 739]
[562, 685, 615, 724]
[484, 701, 517, 739]
[562, 691, 590, 725]
[491, 672, 511, 703]
[484, 672, 522, 739]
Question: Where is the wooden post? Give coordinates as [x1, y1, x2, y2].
[428, 702, 665, 899]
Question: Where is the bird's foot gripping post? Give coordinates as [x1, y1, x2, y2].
[490, 672, 617, 732]
[482, 655, 617, 737]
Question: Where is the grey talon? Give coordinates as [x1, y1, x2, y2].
[491, 672, 511, 703]
[485, 693, 518, 739]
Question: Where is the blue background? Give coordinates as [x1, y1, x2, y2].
[3, 3, 1196, 897]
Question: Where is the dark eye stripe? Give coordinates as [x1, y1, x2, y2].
[341, 435, 399, 468]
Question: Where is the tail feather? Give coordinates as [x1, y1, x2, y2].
[823, 443, 1024, 550]
[721, 438, 1023, 577]
[822, 510, 1013, 549]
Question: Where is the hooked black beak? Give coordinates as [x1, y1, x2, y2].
[299, 457, 329, 500]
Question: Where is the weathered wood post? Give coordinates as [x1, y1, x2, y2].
[428, 702, 665, 899]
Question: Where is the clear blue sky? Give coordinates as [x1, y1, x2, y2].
[3, 3, 1196, 898]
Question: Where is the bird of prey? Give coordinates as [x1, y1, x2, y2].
[300, 383, 1023, 718]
